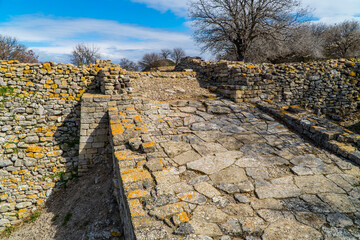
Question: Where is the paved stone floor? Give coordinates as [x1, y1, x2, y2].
[120, 97, 360, 239]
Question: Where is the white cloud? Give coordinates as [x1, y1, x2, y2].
[301, 0, 360, 23]
[130, 0, 189, 16]
[131, 0, 360, 23]
[0, 15, 202, 63]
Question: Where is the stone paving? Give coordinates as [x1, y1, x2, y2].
[111, 96, 360, 240]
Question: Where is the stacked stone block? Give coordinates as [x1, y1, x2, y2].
[79, 94, 114, 175]
[0, 59, 116, 231]
[177, 57, 360, 116]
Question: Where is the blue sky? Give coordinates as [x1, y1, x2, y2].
[0, 0, 359, 63]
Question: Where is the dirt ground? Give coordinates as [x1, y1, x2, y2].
[131, 73, 212, 101]
[5, 160, 123, 240]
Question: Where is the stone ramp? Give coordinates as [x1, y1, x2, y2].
[109, 97, 360, 239]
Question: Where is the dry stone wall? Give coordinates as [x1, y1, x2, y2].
[0, 59, 113, 230]
[176, 57, 360, 116]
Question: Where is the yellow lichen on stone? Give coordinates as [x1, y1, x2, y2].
[111, 124, 124, 135]
[127, 189, 148, 199]
[26, 146, 43, 152]
[128, 199, 146, 217]
[121, 169, 152, 184]
[349, 72, 356, 77]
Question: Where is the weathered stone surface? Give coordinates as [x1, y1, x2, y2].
[187, 152, 241, 175]
[191, 221, 223, 236]
[322, 226, 357, 240]
[177, 191, 207, 205]
[318, 193, 357, 213]
[173, 150, 201, 165]
[295, 212, 326, 229]
[255, 178, 301, 199]
[161, 141, 192, 158]
[220, 218, 243, 236]
[262, 219, 322, 240]
[192, 205, 228, 223]
[294, 175, 345, 194]
[149, 203, 183, 219]
[194, 182, 221, 198]
[327, 213, 353, 227]
[210, 166, 248, 184]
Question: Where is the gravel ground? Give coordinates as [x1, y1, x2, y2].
[131, 73, 211, 101]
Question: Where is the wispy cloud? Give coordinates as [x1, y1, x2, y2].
[130, 0, 189, 17]
[301, 0, 360, 23]
[0, 15, 200, 62]
[131, 0, 360, 23]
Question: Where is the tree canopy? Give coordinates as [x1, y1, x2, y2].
[70, 43, 101, 66]
[189, 0, 308, 61]
[0, 35, 38, 63]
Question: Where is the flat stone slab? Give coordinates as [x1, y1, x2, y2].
[186, 151, 242, 175]
[161, 141, 192, 158]
[294, 175, 346, 194]
[262, 219, 322, 240]
[172, 150, 201, 165]
[210, 166, 248, 184]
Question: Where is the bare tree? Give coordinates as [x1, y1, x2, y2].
[70, 43, 101, 66]
[138, 52, 161, 70]
[171, 48, 186, 65]
[161, 49, 172, 59]
[0, 35, 38, 63]
[189, 0, 308, 61]
[119, 58, 139, 71]
[324, 21, 360, 58]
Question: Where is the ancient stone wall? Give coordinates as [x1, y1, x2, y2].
[0, 59, 112, 230]
[176, 57, 360, 116]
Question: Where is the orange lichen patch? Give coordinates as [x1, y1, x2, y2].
[42, 62, 52, 71]
[34, 153, 44, 159]
[179, 193, 195, 201]
[128, 199, 146, 217]
[6, 135, 17, 142]
[174, 212, 190, 223]
[0, 194, 8, 200]
[36, 199, 44, 206]
[349, 72, 356, 77]
[121, 169, 152, 184]
[139, 125, 148, 133]
[4, 143, 16, 149]
[142, 141, 155, 148]
[45, 132, 54, 137]
[26, 146, 43, 152]
[111, 123, 124, 135]
[133, 115, 142, 123]
[127, 190, 149, 199]
[26, 194, 38, 199]
[46, 151, 62, 157]
[18, 209, 29, 219]
[18, 170, 29, 175]
[41, 182, 55, 190]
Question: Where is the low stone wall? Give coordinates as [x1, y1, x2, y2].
[257, 102, 360, 165]
[176, 57, 360, 116]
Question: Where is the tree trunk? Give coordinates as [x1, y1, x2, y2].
[234, 40, 246, 61]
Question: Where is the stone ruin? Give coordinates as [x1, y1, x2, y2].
[0, 58, 359, 239]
